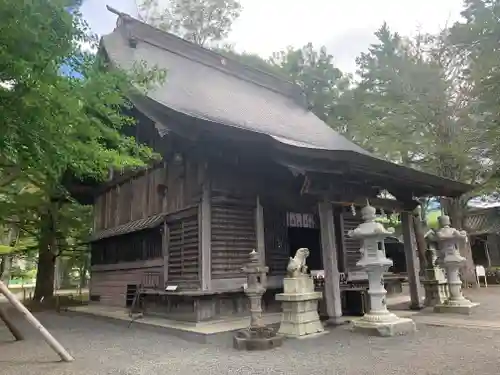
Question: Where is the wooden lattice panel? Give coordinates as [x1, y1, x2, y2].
[211, 203, 256, 279]
[168, 213, 200, 287]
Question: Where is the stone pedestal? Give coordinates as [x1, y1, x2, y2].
[348, 204, 416, 337]
[276, 276, 325, 338]
[428, 216, 479, 315]
[423, 279, 449, 307]
[422, 247, 449, 307]
[433, 260, 479, 314]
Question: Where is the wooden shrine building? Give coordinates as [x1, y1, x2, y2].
[83, 10, 471, 323]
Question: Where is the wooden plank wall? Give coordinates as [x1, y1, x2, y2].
[90, 260, 163, 307]
[263, 203, 289, 276]
[167, 206, 200, 289]
[93, 159, 203, 231]
[341, 209, 366, 272]
[210, 197, 256, 279]
[90, 158, 205, 298]
[93, 164, 166, 231]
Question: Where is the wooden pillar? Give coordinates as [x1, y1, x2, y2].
[162, 165, 169, 288]
[401, 211, 423, 310]
[255, 196, 266, 265]
[318, 200, 342, 324]
[199, 183, 212, 290]
[162, 221, 169, 288]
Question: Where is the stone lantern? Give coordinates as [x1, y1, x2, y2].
[242, 249, 268, 328]
[348, 203, 416, 336]
[422, 230, 449, 307]
[233, 250, 283, 350]
[429, 215, 479, 314]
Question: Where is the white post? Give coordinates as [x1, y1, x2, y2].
[0, 280, 74, 362]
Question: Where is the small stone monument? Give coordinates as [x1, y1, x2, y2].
[422, 230, 449, 307]
[428, 215, 479, 314]
[276, 248, 325, 338]
[233, 250, 283, 350]
[348, 203, 416, 336]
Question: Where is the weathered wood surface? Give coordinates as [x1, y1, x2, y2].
[263, 202, 289, 276]
[93, 159, 203, 232]
[318, 201, 342, 323]
[90, 262, 163, 306]
[340, 209, 365, 272]
[167, 207, 200, 288]
[210, 199, 256, 279]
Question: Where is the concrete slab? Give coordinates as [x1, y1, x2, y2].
[67, 305, 282, 344]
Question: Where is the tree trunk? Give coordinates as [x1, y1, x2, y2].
[33, 206, 58, 302]
[0, 225, 17, 286]
[0, 255, 12, 285]
[441, 197, 477, 287]
[79, 255, 89, 289]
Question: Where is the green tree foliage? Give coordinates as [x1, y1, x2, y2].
[341, 18, 500, 283]
[0, 0, 165, 300]
[0, 0, 164, 189]
[450, 0, 500, 110]
[138, 0, 241, 47]
[270, 43, 350, 124]
[215, 46, 287, 77]
[448, 0, 500, 188]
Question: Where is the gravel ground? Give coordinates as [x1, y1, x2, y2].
[1, 308, 500, 375]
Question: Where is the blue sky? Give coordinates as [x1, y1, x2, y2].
[81, 0, 465, 73]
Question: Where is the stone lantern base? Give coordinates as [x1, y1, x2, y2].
[352, 313, 416, 337]
[233, 327, 284, 351]
[434, 299, 480, 315]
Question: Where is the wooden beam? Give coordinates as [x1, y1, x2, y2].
[199, 183, 212, 290]
[336, 208, 348, 273]
[401, 211, 424, 310]
[318, 200, 343, 324]
[330, 197, 405, 212]
[255, 196, 266, 265]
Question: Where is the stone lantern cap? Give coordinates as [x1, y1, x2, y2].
[348, 203, 395, 239]
[430, 215, 467, 242]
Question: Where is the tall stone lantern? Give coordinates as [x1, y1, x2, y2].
[348, 203, 416, 336]
[429, 215, 479, 314]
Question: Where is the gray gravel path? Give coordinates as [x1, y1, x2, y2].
[1, 309, 500, 375]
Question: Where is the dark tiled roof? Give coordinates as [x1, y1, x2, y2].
[465, 208, 500, 235]
[101, 17, 371, 154]
[89, 213, 165, 242]
[100, 12, 471, 197]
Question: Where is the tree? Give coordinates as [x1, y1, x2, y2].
[342, 22, 500, 284]
[215, 45, 287, 77]
[0, 0, 165, 301]
[270, 43, 350, 124]
[449, 1, 500, 120]
[137, 0, 241, 47]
